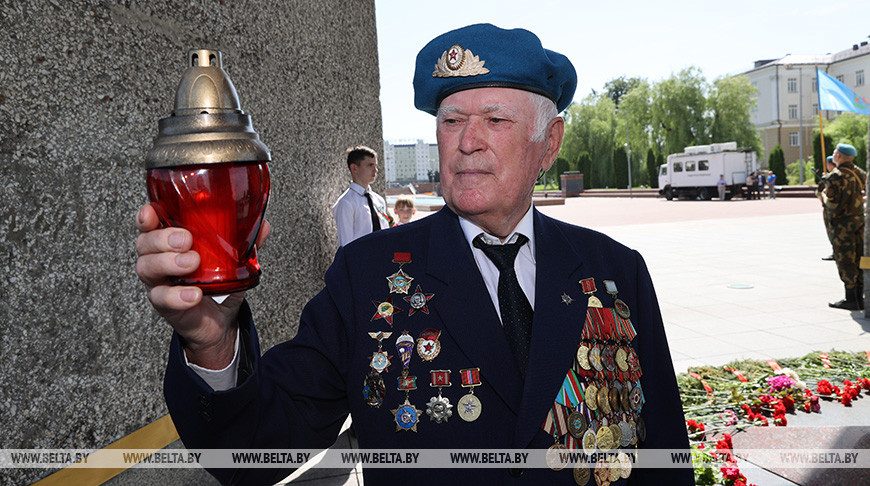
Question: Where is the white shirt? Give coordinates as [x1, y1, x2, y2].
[331, 182, 390, 247]
[192, 204, 537, 391]
[458, 205, 536, 322]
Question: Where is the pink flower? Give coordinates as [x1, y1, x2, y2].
[768, 374, 795, 392]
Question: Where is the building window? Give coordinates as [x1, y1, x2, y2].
[836, 75, 845, 83]
[858, 70, 865, 87]
[789, 131, 800, 147]
[812, 103, 818, 113]
[788, 104, 798, 119]
[787, 78, 797, 93]
[812, 77, 817, 92]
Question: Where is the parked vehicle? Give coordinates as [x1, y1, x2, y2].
[658, 142, 758, 200]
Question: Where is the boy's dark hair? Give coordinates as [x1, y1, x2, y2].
[346, 145, 377, 168]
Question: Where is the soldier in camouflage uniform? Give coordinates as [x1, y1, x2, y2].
[820, 143, 866, 310]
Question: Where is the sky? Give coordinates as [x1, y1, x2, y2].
[375, 0, 866, 143]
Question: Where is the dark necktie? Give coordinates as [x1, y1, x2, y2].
[473, 234, 533, 377]
[364, 192, 381, 232]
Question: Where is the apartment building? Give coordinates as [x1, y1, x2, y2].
[382, 139, 439, 183]
[742, 40, 870, 167]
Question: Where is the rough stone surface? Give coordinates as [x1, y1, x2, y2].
[0, 1, 381, 483]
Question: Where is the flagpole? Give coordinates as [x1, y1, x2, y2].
[819, 110, 827, 173]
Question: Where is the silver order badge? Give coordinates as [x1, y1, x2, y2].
[426, 369, 453, 423]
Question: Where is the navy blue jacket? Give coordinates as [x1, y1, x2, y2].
[164, 207, 693, 485]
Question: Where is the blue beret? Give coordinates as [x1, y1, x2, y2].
[413, 23, 577, 115]
[837, 143, 857, 157]
[826, 155, 834, 162]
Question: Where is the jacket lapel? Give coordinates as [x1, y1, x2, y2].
[513, 210, 587, 448]
[425, 208, 524, 415]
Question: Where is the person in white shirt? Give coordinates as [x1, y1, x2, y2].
[331, 145, 391, 246]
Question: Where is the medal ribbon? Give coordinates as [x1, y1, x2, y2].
[393, 252, 411, 264]
[556, 369, 584, 408]
[564, 433, 579, 451]
[584, 307, 613, 340]
[460, 368, 481, 387]
[580, 277, 596, 295]
[431, 370, 451, 387]
[614, 312, 637, 342]
[540, 403, 570, 437]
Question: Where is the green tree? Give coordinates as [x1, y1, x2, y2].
[613, 146, 628, 189]
[559, 94, 617, 188]
[826, 113, 868, 170]
[604, 76, 642, 108]
[651, 67, 708, 156]
[548, 156, 571, 189]
[708, 75, 763, 154]
[768, 145, 786, 187]
[646, 148, 659, 188]
[577, 152, 592, 189]
[786, 159, 815, 185]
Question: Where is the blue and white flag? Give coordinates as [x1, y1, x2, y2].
[817, 69, 869, 115]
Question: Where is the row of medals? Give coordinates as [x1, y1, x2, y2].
[364, 256, 483, 431]
[550, 282, 645, 486]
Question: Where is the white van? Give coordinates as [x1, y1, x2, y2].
[658, 142, 758, 200]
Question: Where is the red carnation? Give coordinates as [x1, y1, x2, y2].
[817, 380, 833, 395]
[782, 395, 795, 410]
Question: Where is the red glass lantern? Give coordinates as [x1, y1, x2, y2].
[145, 50, 271, 294]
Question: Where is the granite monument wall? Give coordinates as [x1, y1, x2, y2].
[0, 1, 382, 483]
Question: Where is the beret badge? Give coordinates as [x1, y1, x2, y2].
[433, 44, 489, 78]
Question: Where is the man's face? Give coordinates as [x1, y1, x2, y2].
[351, 155, 378, 186]
[436, 88, 560, 233]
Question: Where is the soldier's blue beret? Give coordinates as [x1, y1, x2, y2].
[413, 23, 577, 115]
[837, 143, 857, 157]
[826, 155, 834, 163]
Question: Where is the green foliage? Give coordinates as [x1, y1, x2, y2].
[576, 152, 593, 189]
[785, 159, 815, 185]
[613, 146, 628, 189]
[651, 67, 708, 156]
[604, 76, 642, 108]
[546, 157, 571, 189]
[559, 94, 617, 188]
[646, 149, 659, 188]
[826, 113, 869, 170]
[708, 75, 763, 155]
[768, 145, 786, 186]
[560, 67, 761, 190]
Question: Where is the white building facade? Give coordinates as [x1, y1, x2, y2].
[383, 139, 440, 183]
[742, 41, 870, 168]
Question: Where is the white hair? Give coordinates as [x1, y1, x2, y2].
[528, 91, 558, 143]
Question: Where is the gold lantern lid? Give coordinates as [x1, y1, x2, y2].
[145, 49, 271, 169]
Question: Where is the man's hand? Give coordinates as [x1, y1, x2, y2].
[135, 203, 271, 369]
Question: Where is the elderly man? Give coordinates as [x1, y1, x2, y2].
[136, 23, 690, 485]
[821, 143, 866, 310]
